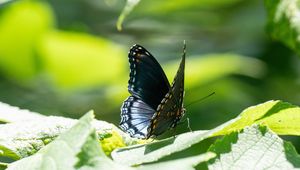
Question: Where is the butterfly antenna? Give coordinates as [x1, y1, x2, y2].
[185, 92, 215, 108]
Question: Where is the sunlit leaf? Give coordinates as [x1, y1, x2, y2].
[7, 111, 97, 170]
[215, 100, 300, 136]
[265, 0, 300, 55]
[208, 125, 300, 169]
[0, 111, 110, 160]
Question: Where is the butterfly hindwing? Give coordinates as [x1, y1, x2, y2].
[128, 44, 171, 109]
[120, 96, 155, 139]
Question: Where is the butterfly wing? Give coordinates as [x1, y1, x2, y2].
[147, 44, 186, 138]
[120, 96, 155, 139]
[120, 44, 171, 139]
[127, 44, 171, 109]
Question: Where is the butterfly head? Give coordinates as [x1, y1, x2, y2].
[181, 107, 186, 117]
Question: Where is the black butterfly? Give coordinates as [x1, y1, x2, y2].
[119, 43, 186, 139]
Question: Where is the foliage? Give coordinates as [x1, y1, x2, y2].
[3, 107, 215, 170]
[0, 100, 300, 169]
[208, 125, 300, 169]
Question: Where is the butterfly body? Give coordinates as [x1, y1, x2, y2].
[120, 43, 186, 139]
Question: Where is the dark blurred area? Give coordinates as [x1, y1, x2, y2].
[0, 0, 300, 153]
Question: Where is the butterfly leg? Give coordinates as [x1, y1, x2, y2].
[177, 117, 193, 132]
[186, 117, 193, 132]
[150, 137, 156, 142]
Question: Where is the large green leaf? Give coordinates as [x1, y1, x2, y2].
[265, 0, 300, 55]
[7, 111, 97, 170]
[208, 125, 300, 169]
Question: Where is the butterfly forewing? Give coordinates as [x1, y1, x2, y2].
[170, 44, 185, 112]
[128, 45, 170, 109]
[147, 46, 186, 138]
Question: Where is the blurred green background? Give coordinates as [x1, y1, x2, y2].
[0, 0, 299, 147]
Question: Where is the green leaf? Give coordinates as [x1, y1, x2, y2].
[0, 115, 99, 160]
[208, 125, 300, 169]
[265, 0, 300, 55]
[111, 118, 239, 166]
[7, 111, 96, 170]
[79, 145, 215, 170]
[215, 100, 300, 136]
[117, 0, 140, 31]
[0, 162, 8, 170]
[137, 153, 216, 170]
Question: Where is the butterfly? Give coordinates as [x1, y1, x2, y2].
[119, 43, 186, 139]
